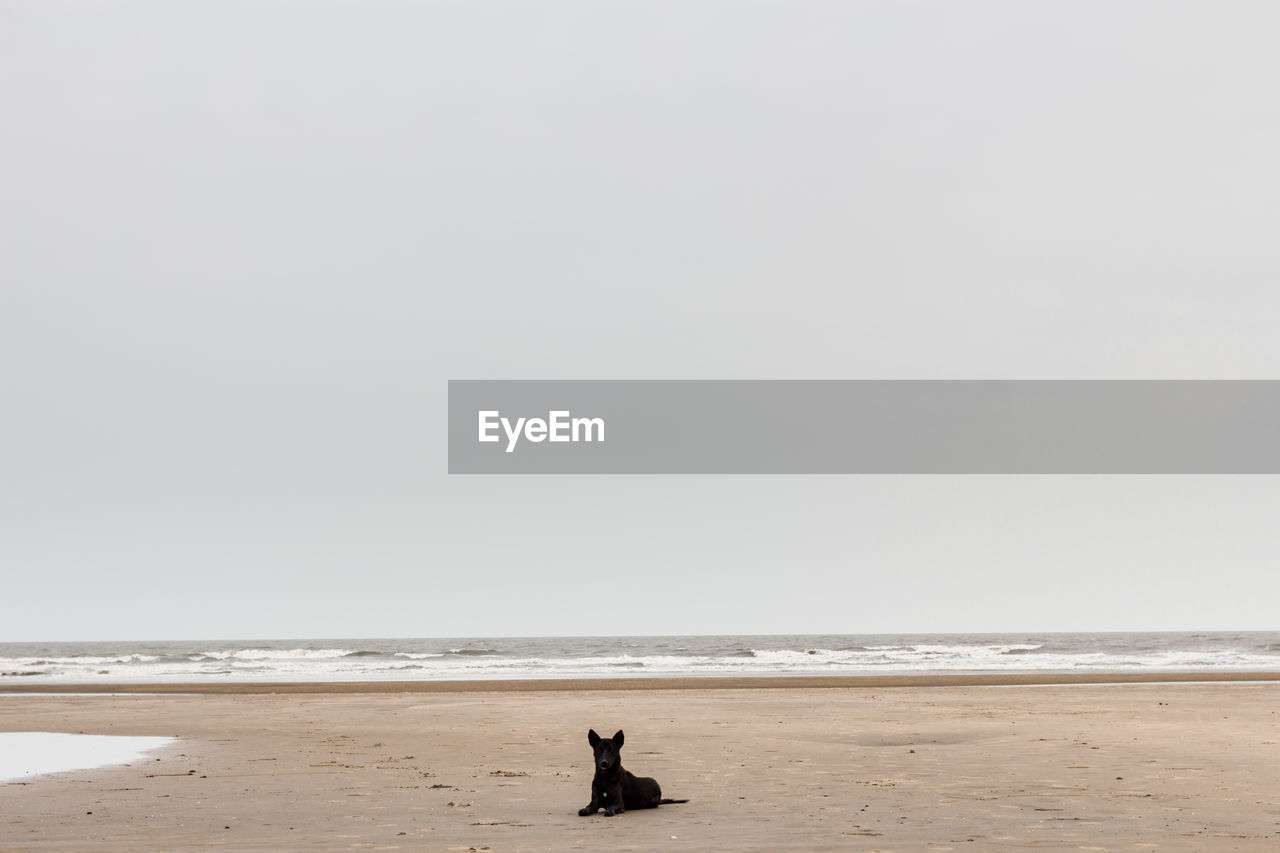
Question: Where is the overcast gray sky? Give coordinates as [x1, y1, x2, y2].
[2, 1, 1278, 641]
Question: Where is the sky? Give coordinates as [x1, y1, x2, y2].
[2, 1, 1278, 641]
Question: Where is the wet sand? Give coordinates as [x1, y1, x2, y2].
[2, 677, 1279, 850]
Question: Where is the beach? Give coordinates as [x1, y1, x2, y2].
[2, 677, 1279, 851]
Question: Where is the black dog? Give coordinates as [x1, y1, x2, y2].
[578, 729, 688, 817]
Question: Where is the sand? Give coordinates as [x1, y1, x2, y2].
[2, 676, 1279, 851]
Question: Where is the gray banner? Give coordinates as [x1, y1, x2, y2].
[447, 380, 1280, 474]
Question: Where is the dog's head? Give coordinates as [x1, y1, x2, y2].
[587, 728, 624, 772]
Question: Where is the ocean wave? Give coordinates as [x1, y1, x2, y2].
[192, 648, 354, 661]
[5, 654, 159, 666]
[3, 633, 1278, 683]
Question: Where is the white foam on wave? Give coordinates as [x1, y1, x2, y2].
[4, 654, 160, 667]
[195, 648, 353, 661]
[0, 732, 176, 783]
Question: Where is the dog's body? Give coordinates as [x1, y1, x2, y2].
[578, 729, 688, 817]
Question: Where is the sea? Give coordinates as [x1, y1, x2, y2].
[1, 632, 1278, 684]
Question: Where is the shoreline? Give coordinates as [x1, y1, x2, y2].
[2, 669, 1278, 694]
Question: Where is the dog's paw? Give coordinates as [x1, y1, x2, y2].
[602, 808, 617, 817]
[578, 807, 595, 816]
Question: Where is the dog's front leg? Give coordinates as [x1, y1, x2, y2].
[578, 784, 601, 816]
[602, 784, 626, 817]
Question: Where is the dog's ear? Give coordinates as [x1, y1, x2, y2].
[588, 729, 600, 747]
[613, 730, 624, 747]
